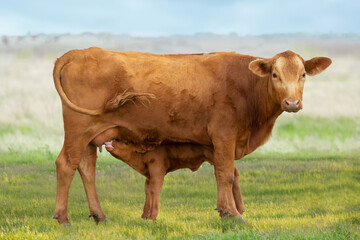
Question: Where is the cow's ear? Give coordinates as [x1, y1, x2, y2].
[305, 57, 332, 76]
[249, 59, 271, 77]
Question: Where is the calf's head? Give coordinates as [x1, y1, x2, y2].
[249, 51, 331, 113]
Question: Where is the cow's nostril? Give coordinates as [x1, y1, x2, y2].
[283, 99, 301, 111]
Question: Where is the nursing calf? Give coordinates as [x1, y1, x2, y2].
[103, 138, 244, 220]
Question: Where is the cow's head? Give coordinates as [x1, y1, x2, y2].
[248, 51, 331, 113]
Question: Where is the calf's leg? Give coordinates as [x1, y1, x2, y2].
[142, 161, 166, 220]
[148, 172, 165, 220]
[78, 145, 107, 223]
[141, 179, 151, 219]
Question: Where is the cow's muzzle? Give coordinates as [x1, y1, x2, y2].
[282, 99, 302, 113]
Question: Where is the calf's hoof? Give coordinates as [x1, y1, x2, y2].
[141, 216, 157, 221]
[141, 214, 157, 221]
[141, 211, 151, 220]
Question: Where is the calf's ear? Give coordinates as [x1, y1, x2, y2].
[249, 59, 271, 77]
[305, 57, 332, 76]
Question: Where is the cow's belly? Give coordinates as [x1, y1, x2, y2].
[104, 104, 212, 147]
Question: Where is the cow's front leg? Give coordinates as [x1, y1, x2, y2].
[212, 138, 241, 218]
[232, 167, 245, 215]
[78, 145, 107, 224]
[231, 167, 246, 223]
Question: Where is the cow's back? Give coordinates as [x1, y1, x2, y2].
[58, 47, 257, 146]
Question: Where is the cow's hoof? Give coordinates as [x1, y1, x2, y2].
[89, 213, 107, 224]
[54, 216, 72, 226]
[62, 222, 72, 227]
[231, 215, 247, 224]
[216, 208, 232, 217]
[99, 218, 109, 224]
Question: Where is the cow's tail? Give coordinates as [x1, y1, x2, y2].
[53, 56, 156, 116]
[53, 56, 103, 116]
[103, 89, 156, 113]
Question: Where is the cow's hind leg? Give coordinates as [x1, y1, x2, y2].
[78, 145, 107, 224]
[54, 145, 77, 225]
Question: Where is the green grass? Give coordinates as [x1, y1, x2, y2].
[275, 116, 358, 141]
[255, 116, 360, 155]
[0, 116, 359, 239]
[0, 150, 359, 239]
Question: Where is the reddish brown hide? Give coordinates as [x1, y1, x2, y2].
[53, 47, 331, 225]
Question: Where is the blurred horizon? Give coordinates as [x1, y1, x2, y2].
[1, 0, 359, 37]
[2, 32, 360, 38]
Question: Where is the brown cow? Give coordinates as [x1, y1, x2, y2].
[100, 136, 245, 221]
[53, 48, 331, 225]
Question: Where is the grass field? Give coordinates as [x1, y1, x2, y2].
[0, 35, 360, 239]
[0, 150, 359, 239]
[1, 116, 359, 239]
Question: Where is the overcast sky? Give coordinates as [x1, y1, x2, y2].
[0, 0, 359, 36]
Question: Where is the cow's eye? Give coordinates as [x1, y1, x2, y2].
[273, 73, 277, 78]
[302, 73, 306, 78]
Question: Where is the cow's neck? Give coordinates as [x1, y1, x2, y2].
[234, 74, 283, 158]
[245, 74, 282, 126]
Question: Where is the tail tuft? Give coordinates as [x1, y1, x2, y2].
[104, 89, 156, 112]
